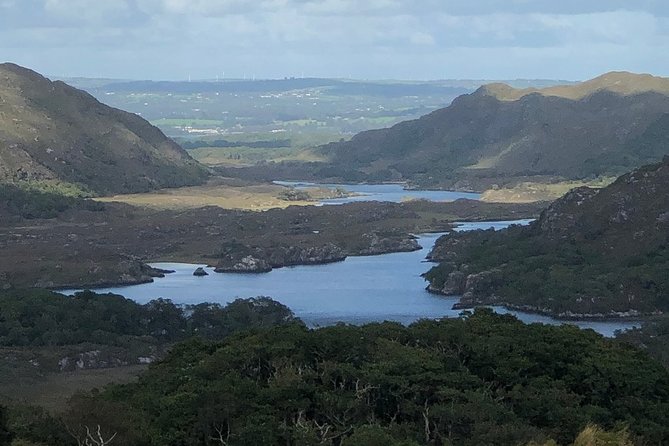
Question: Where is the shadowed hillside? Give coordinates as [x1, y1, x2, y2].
[425, 156, 669, 317]
[0, 63, 208, 194]
[316, 72, 669, 189]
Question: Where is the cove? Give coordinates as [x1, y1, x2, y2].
[64, 221, 638, 337]
[273, 181, 481, 204]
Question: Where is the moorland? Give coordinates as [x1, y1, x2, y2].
[3, 63, 669, 445]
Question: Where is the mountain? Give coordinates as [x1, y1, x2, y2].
[317, 72, 669, 189]
[424, 156, 669, 317]
[0, 63, 208, 194]
[480, 71, 669, 101]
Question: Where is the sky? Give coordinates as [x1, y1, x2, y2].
[1, 0, 668, 81]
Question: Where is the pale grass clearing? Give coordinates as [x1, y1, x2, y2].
[481, 177, 615, 203]
[95, 181, 312, 210]
[1, 365, 147, 412]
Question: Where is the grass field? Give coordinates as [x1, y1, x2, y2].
[1, 365, 147, 412]
[93, 177, 361, 210]
[95, 178, 310, 210]
[189, 146, 326, 166]
[480, 177, 615, 203]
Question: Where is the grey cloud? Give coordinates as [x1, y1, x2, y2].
[0, 0, 668, 80]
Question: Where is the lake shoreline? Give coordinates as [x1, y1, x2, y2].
[424, 284, 651, 323]
[60, 227, 640, 337]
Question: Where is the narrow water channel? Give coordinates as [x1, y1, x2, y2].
[63, 221, 638, 337]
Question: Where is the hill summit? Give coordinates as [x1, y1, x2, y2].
[478, 71, 669, 101]
[0, 63, 208, 194]
[317, 71, 669, 189]
[425, 156, 669, 317]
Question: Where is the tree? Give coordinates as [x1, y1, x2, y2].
[0, 406, 12, 446]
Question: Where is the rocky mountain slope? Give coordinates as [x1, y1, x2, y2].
[0, 63, 208, 194]
[317, 72, 669, 189]
[424, 157, 669, 317]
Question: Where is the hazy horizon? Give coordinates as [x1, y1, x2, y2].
[1, 0, 668, 81]
[48, 73, 580, 83]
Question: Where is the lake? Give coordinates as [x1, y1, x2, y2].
[273, 181, 481, 204]
[64, 221, 637, 337]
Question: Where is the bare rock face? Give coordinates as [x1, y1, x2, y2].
[440, 270, 468, 295]
[453, 269, 504, 309]
[536, 186, 600, 236]
[266, 244, 346, 266]
[427, 234, 482, 262]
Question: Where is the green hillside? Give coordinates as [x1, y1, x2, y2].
[425, 156, 669, 317]
[0, 63, 208, 194]
[316, 72, 669, 189]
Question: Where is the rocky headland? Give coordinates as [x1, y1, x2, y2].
[424, 157, 669, 318]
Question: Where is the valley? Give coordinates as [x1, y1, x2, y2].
[2, 61, 669, 445]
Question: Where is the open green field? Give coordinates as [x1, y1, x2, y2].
[80, 79, 471, 151]
[150, 118, 227, 127]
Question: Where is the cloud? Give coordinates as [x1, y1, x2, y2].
[0, 0, 668, 80]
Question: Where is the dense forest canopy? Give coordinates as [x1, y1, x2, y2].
[45, 310, 669, 446]
[0, 290, 298, 347]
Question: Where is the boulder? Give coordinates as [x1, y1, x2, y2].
[193, 267, 209, 276]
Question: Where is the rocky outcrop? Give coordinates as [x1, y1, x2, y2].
[33, 259, 172, 290]
[357, 232, 421, 255]
[214, 233, 422, 274]
[52, 346, 163, 372]
[425, 156, 669, 318]
[452, 269, 504, 309]
[426, 265, 503, 310]
[267, 244, 347, 266]
[193, 267, 209, 276]
[536, 186, 599, 236]
[215, 243, 347, 273]
[438, 269, 468, 295]
[427, 233, 484, 262]
[215, 255, 272, 273]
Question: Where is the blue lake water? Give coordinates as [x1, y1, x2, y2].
[273, 181, 481, 204]
[64, 220, 637, 337]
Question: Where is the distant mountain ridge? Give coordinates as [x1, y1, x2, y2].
[0, 63, 208, 194]
[317, 71, 669, 189]
[479, 71, 669, 101]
